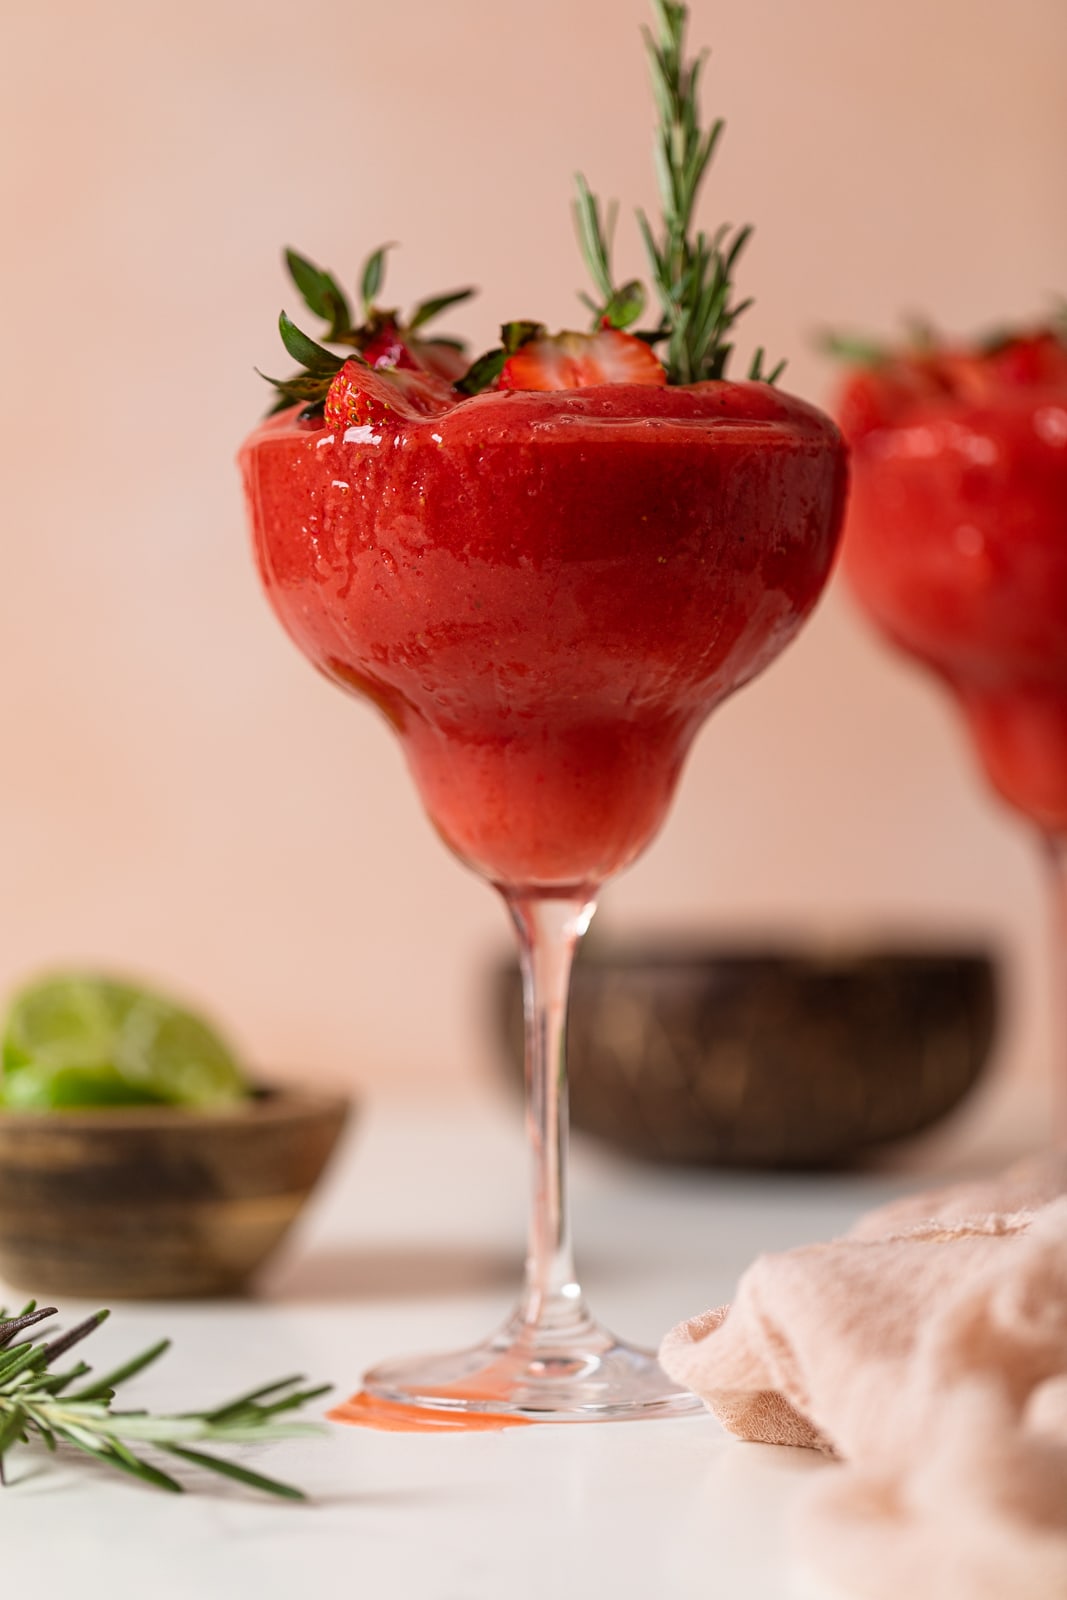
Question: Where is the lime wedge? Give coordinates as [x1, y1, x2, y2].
[0, 973, 250, 1110]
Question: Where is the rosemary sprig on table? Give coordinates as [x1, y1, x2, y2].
[0, 1303, 329, 1499]
[576, 0, 783, 385]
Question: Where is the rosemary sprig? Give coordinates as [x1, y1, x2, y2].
[0, 1303, 329, 1499]
[575, 0, 783, 385]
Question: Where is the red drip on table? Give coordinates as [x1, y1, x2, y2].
[330, 1391, 535, 1432]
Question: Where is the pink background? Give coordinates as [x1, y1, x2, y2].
[2, 0, 1065, 1097]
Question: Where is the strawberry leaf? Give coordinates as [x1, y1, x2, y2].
[257, 369, 334, 415]
[601, 280, 646, 331]
[285, 249, 352, 341]
[454, 348, 507, 396]
[277, 313, 346, 377]
[408, 288, 476, 332]
[360, 245, 394, 316]
[501, 321, 544, 354]
[454, 323, 547, 395]
[256, 370, 332, 400]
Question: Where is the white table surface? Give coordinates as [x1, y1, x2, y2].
[2, 1081, 1039, 1600]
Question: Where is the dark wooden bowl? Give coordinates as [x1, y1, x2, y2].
[0, 1089, 351, 1299]
[493, 944, 997, 1169]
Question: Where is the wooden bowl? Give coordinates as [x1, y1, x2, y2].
[0, 1089, 351, 1299]
[493, 944, 997, 1169]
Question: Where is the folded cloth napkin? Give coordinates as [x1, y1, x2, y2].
[660, 1154, 1067, 1600]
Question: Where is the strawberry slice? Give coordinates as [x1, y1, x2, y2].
[324, 358, 456, 431]
[499, 329, 666, 391]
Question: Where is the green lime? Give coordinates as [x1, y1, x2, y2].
[0, 973, 250, 1111]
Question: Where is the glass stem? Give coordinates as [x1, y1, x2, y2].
[1043, 833, 1067, 1146]
[507, 892, 597, 1336]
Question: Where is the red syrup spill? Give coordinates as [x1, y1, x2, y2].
[330, 1391, 536, 1432]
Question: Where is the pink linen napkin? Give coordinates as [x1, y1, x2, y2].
[660, 1154, 1067, 1599]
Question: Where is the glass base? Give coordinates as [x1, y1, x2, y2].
[362, 1310, 704, 1422]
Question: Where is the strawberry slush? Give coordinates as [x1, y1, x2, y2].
[838, 336, 1067, 834]
[242, 380, 846, 891]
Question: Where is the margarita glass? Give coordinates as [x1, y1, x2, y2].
[837, 331, 1067, 1135]
[241, 375, 846, 1419]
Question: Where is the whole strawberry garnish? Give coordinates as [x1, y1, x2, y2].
[259, 245, 474, 418]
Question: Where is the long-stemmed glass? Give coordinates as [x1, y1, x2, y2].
[837, 334, 1067, 1141]
[241, 377, 845, 1420]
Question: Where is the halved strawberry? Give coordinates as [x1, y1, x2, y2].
[324, 358, 456, 431]
[498, 329, 666, 392]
